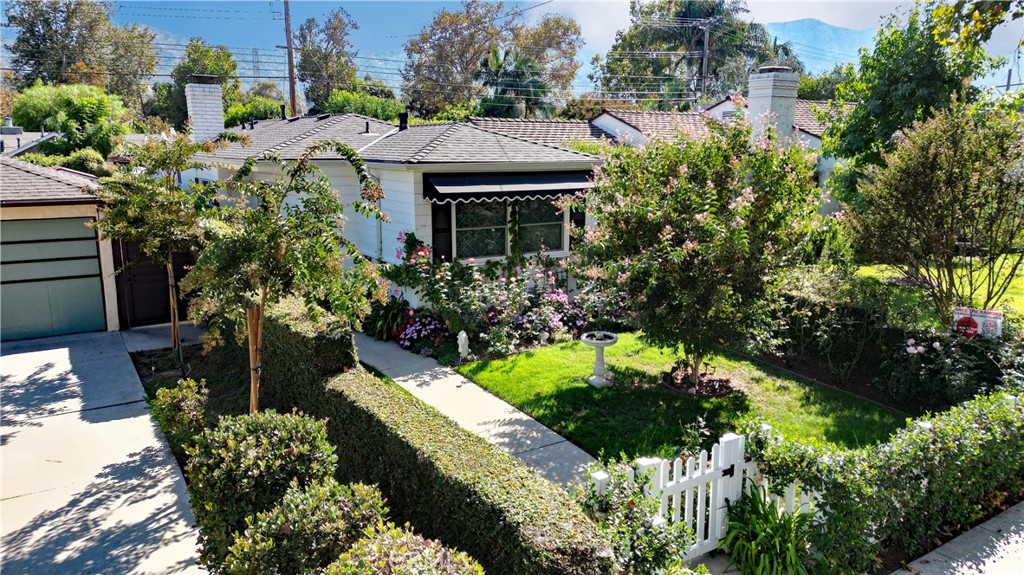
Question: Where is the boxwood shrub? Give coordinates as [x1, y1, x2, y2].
[260, 366, 618, 575]
[185, 410, 339, 570]
[748, 390, 1024, 572]
[150, 377, 208, 461]
[225, 478, 387, 575]
[326, 523, 484, 575]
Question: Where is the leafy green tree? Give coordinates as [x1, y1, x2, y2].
[477, 47, 552, 118]
[106, 23, 158, 112]
[93, 130, 240, 358]
[11, 83, 129, 156]
[853, 100, 1024, 326]
[322, 90, 405, 121]
[183, 142, 387, 413]
[510, 14, 584, 97]
[428, 101, 482, 122]
[401, 1, 583, 117]
[4, 0, 157, 108]
[355, 74, 396, 100]
[224, 96, 282, 127]
[935, 0, 1024, 46]
[158, 38, 242, 129]
[797, 65, 850, 100]
[591, 0, 770, 104]
[572, 120, 819, 386]
[295, 9, 360, 112]
[247, 81, 285, 103]
[822, 0, 998, 205]
[4, 0, 112, 86]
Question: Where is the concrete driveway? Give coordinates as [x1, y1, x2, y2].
[1, 332, 203, 575]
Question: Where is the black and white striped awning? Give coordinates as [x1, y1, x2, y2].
[423, 171, 593, 204]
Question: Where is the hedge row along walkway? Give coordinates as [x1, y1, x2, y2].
[354, 333, 595, 486]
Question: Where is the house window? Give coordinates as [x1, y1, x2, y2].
[518, 199, 564, 254]
[452, 199, 568, 261]
[455, 202, 507, 259]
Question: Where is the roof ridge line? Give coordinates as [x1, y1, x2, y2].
[407, 123, 462, 164]
[262, 114, 349, 157]
[464, 123, 601, 161]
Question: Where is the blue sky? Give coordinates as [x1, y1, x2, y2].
[88, 1, 1024, 93]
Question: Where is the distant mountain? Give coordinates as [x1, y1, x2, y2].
[764, 19, 876, 76]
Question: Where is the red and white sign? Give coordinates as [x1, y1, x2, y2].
[953, 307, 1003, 339]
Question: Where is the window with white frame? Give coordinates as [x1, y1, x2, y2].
[452, 199, 568, 260]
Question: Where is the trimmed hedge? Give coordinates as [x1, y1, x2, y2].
[252, 309, 618, 575]
[150, 377, 208, 461]
[748, 391, 1024, 573]
[225, 478, 388, 575]
[327, 523, 484, 575]
[185, 411, 339, 570]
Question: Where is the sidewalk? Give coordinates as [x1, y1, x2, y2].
[353, 333, 595, 486]
[890, 500, 1024, 575]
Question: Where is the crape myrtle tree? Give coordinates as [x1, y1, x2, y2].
[92, 127, 243, 361]
[853, 99, 1024, 327]
[183, 141, 387, 413]
[571, 121, 820, 386]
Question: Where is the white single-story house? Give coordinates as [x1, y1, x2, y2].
[185, 83, 600, 270]
[0, 156, 120, 340]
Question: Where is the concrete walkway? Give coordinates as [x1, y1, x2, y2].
[1, 331, 203, 575]
[890, 500, 1024, 575]
[354, 333, 595, 486]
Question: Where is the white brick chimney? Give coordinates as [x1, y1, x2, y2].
[747, 65, 800, 141]
[184, 75, 225, 143]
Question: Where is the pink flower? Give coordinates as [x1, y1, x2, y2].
[906, 338, 916, 345]
[466, 258, 475, 264]
[695, 212, 710, 224]
[397, 231, 407, 243]
[932, 341, 941, 350]
[683, 240, 697, 252]
[395, 248, 403, 259]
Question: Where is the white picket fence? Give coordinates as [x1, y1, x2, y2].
[589, 430, 816, 560]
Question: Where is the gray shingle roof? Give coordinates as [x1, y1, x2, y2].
[364, 123, 598, 164]
[193, 114, 599, 166]
[602, 109, 713, 139]
[0, 156, 99, 205]
[195, 114, 396, 162]
[793, 100, 853, 138]
[467, 117, 614, 146]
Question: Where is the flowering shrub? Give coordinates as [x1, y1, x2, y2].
[395, 309, 449, 353]
[570, 120, 820, 386]
[388, 231, 577, 357]
[879, 331, 1016, 411]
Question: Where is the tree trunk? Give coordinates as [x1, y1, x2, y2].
[246, 288, 269, 414]
[689, 355, 703, 387]
[166, 254, 182, 366]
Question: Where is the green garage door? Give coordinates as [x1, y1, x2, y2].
[1, 218, 106, 341]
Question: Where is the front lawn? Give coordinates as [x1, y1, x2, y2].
[456, 333, 907, 459]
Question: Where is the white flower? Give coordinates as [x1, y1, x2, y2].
[932, 341, 941, 350]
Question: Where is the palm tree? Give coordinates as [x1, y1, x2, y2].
[477, 47, 553, 118]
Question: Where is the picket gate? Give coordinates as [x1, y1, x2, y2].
[589, 430, 816, 560]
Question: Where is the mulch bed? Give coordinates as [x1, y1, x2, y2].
[659, 366, 735, 397]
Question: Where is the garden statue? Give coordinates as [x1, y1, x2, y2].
[458, 330, 470, 359]
[539, 331, 550, 345]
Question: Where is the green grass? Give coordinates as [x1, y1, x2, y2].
[859, 263, 1024, 320]
[456, 334, 907, 459]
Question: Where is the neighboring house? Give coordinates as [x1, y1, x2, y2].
[591, 108, 712, 144]
[1, 118, 60, 157]
[185, 83, 600, 272]
[0, 156, 120, 340]
[705, 66, 853, 200]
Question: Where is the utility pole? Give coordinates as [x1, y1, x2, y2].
[1008, 68, 1013, 92]
[253, 47, 261, 83]
[701, 21, 710, 98]
[283, 0, 297, 116]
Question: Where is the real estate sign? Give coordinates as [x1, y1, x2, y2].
[953, 307, 1003, 339]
